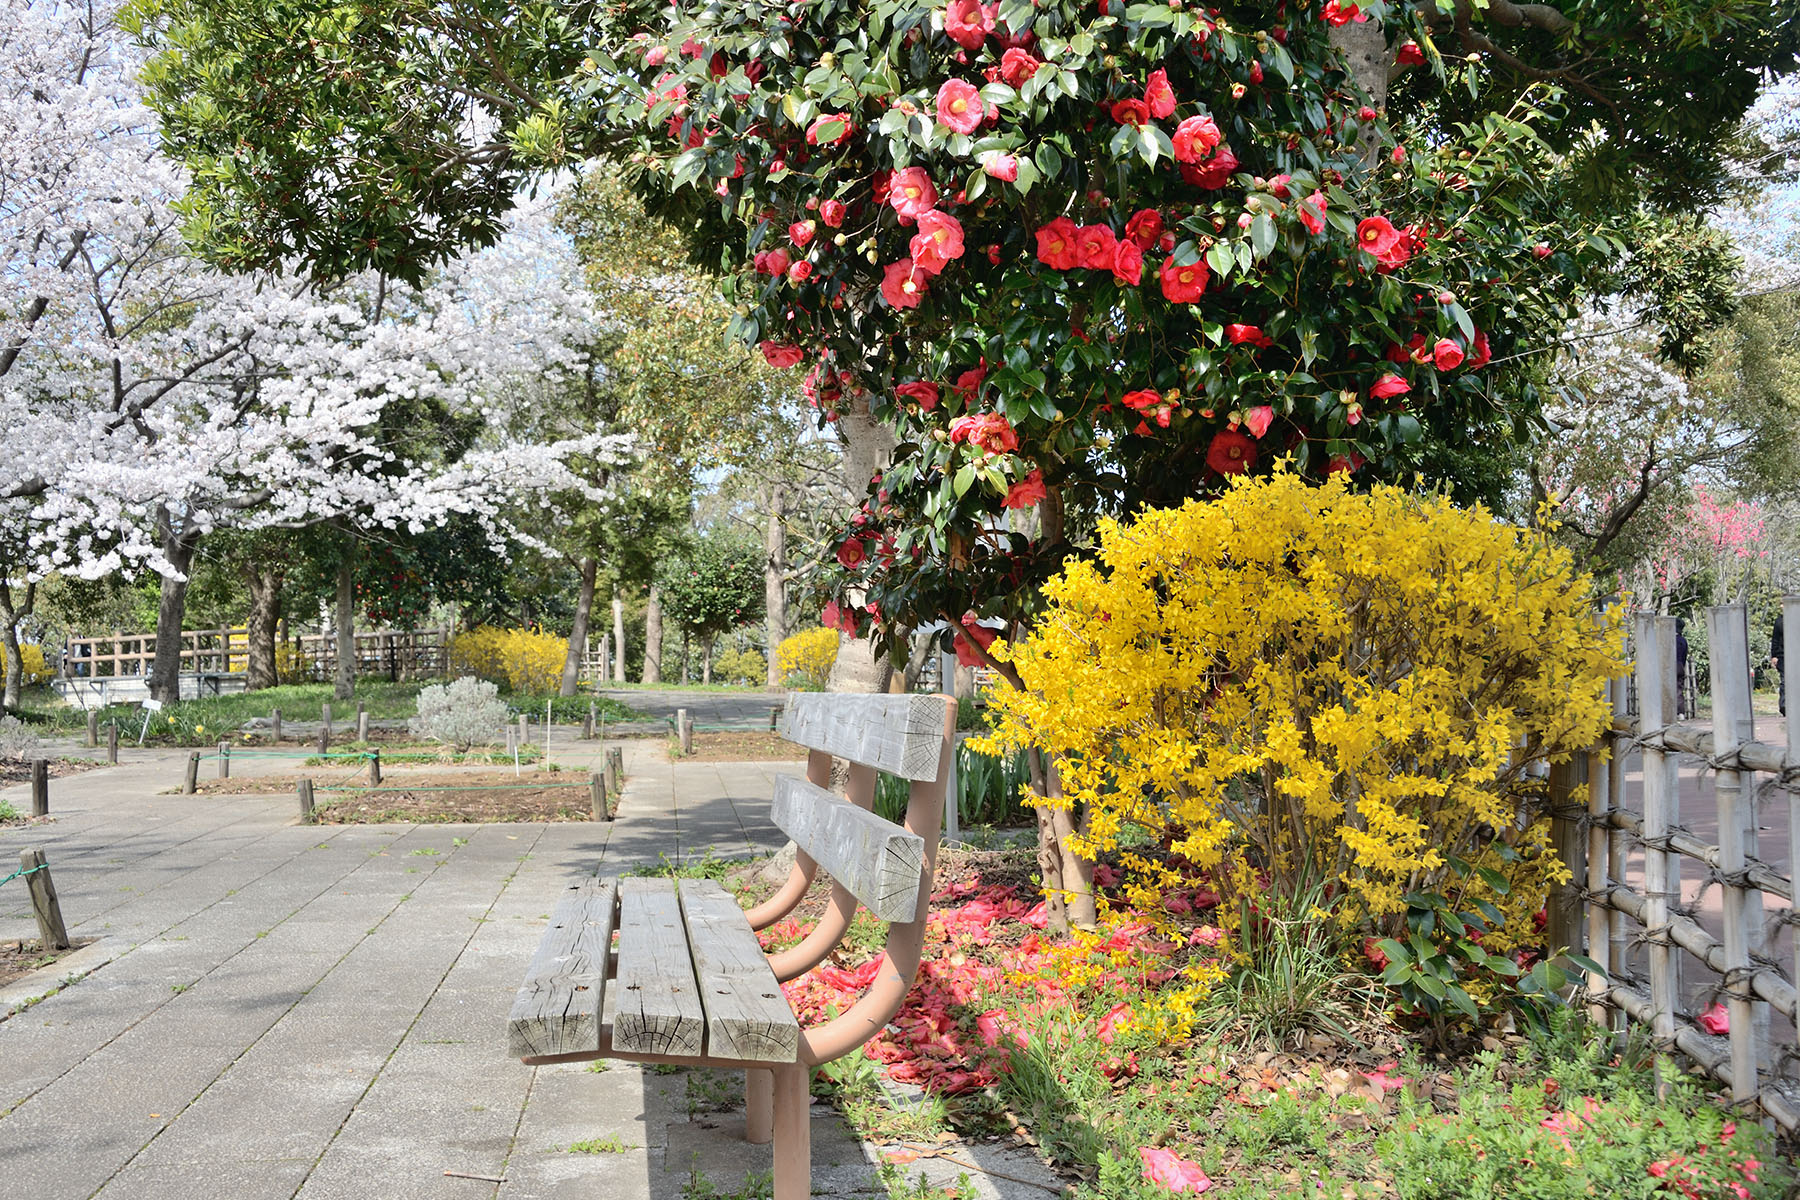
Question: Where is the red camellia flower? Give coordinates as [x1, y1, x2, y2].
[1266, 173, 1293, 198]
[1467, 329, 1492, 368]
[837, 538, 868, 569]
[1003, 468, 1048, 509]
[1298, 190, 1328, 234]
[1396, 39, 1425, 65]
[949, 412, 1019, 454]
[1159, 255, 1209, 303]
[953, 616, 997, 667]
[1121, 388, 1161, 411]
[999, 46, 1040, 87]
[1370, 373, 1411, 400]
[1322, 0, 1365, 24]
[1111, 239, 1143, 286]
[978, 149, 1018, 181]
[942, 0, 993, 50]
[1533, 241, 1552, 258]
[1182, 145, 1238, 188]
[1034, 216, 1080, 270]
[1244, 404, 1275, 438]
[895, 381, 940, 410]
[789, 220, 815, 248]
[909, 209, 966, 275]
[1356, 215, 1401, 258]
[880, 259, 926, 308]
[1075, 224, 1117, 270]
[1227, 323, 1274, 348]
[888, 167, 938, 218]
[820, 599, 858, 635]
[1432, 338, 1465, 370]
[819, 198, 846, 227]
[1362, 936, 1389, 970]
[805, 113, 854, 146]
[1375, 224, 1420, 271]
[762, 247, 791, 276]
[1124, 208, 1164, 250]
[936, 78, 984, 134]
[952, 363, 988, 405]
[787, 260, 812, 283]
[1144, 68, 1176, 118]
[1171, 114, 1221, 162]
[758, 341, 804, 369]
[1111, 98, 1151, 127]
[1206, 428, 1256, 474]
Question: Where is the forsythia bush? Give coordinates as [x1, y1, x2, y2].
[979, 471, 1625, 939]
[450, 626, 566, 694]
[0, 644, 51, 688]
[711, 645, 767, 687]
[777, 627, 840, 690]
[274, 641, 314, 683]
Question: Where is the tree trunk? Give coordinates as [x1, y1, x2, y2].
[764, 487, 787, 690]
[825, 402, 898, 696]
[701, 635, 715, 684]
[641, 585, 663, 684]
[560, 556, 597, 696]
[681, 631, 691, 684]
[245, 567, 282, 690]
[334, 558, 355, 701]
[612, 595, 627, 683]
[0, 579, 27, 712]
[148, 519, 199, 703]
[1332, 18, 1390, 164]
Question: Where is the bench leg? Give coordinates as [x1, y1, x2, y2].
[771, 1063, 811, 1200]
[746, 1068, 774, 1144]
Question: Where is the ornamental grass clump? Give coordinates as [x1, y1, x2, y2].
[979, 471, 1625, 944]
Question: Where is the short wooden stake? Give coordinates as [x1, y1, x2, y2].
[322, 702, 332, 736]
[677, 708, 693, 755]
[590, 772, 607, 820]
[768, 706, 781, 732]
[217, 740, 231, 780]
[318, 726, 330, 756]
[20, 848, 69, 951]
[369, 749, 381, 786]
[356, 711, 369, 743]
[297, 778, 315, 824]
[518, 713, 530, 749]
[271, 707, 282, 742]
[183, 751, 200, 795]
[606, 748, 621, 795]
[30, 758, 49, 817]
[584, 700, 596, 739]
[85, 709, 99, 748]
[106, 720, 118, 765]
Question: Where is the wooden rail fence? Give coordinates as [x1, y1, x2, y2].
[62, 626, 450, 681]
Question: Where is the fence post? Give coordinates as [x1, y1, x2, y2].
[356, 710, 369, 743]
[271, 708, 282, 742]
[107, 720, 118, 765]
[768, 706, 780, 732]
[85, 709, 98, 748]
[1706, 603, 1760, 1107]
[297, 778, 315, 824]
[582, 702, 594, 741]
[318, 724, 330, 756]
[218, 741, 230, 780]
[369, 748, 381, 786]
[518, 713, 529, 751]
[945, 733, 963, 845]
[20, 849, 69, 951]
[1785, 595, 1800, 1021]
[1585, 676, 1612, 1027]
[677, 708, 693, 755]
[545, 700, 552, 761]
[590, 772, 607, 820]
[1635, 614, 1678, 1057]
[606, 747, 621, 795]
[1545, 757, 1586, 960]
[182, 751, 200, 795]
[30, 758, 49, 817]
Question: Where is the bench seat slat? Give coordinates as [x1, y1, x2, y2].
[678, 879, 800, 1063]
[779, 692, 949, 781]
[507, 877, 617, 1059]
[613, 877, 706, 1056]
[770, 775, 925, 921]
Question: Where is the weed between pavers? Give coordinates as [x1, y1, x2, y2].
[680, 1166, 772, 1200]
[567, 1135, 635, 1154]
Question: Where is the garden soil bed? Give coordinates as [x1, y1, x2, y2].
[191, 770, 611, 822]
[0, 757, 105, 786]
[0, 936, 97, 988]
[671, 731, 808, 762]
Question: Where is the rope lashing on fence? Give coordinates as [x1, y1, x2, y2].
[0, 862, 48, 889]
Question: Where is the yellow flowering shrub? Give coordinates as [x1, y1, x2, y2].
[978, 471, 1624, 941]
[450, 626, 566, 693]
[274, 641, 314, 683]
[0, 643, 51, 687]
[777, 626, 840, 690]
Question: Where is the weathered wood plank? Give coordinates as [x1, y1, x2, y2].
[613, 877, 705, 1056]
[770, 775, 925, 921]
[678, 879, 799, 1063]
[779, 692, 951, 781]
[507, 877, 617, 1059]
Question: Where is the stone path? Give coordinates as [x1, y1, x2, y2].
[0, 734, 885, 1200]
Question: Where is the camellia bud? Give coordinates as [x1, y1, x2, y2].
[833, 233, 848, 246]
[866, 249, 879, 264]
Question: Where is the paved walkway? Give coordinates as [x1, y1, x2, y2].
[0, 735, 886, 1200]
[594, 689, 788, 735]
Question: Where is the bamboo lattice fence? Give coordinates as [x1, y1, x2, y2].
[1560, 602, 1799, 1129]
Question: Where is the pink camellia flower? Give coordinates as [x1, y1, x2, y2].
[1144, 68, 1176, 118]
[762, 247, 791, 277]
[895, 381, 940, 410]
[909, 209, 966, 275]
[1035, 216, 1080, 270]
[1370, 373, 1411, 400]
[1139, 1146, 1213, 1194]
[644, 45, 667, 66]
[1698, 1002, 1730, 1035]
[1181, 145, 1238, 189]
[1124, 208, 1164, 250]
[836, 538, 868, 569]
[1111, 239, 1144, 286]
[936, 78, 984, 134]
[758, 341, 804, 369]
[880, 259, 927, 308]
[1298, 190, 1328, 235]
[787, 260, 812, 284]
[999, 46, 1040, 87]
[978, 149, 1019, 181]
[1363, 1062, 1408, 1093]
[1243, 405, 1275, 438]
[888, 167, 938, 218]
[1266, 173, 1292, 199]
[789, 220, 815, 248]
[819, 198, 846, 227]
[1431, 338, 1465, 370]
[805, 112, 854, 146]
[1171, 114, 1222, 162]
[1003, 468, 1048, 509]
[1075, 224, 1117, 270]
[943, 0, 993, 50]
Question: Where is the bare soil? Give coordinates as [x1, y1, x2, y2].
[0, 936, 96, 988]
[0, 757, 104, 787]
[669, 731, 808, 762]
[191, 769, 614, 822]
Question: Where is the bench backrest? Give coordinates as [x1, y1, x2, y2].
[777, 691, 954, 781]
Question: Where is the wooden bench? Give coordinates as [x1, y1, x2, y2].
[508, 691, 956, 1200]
